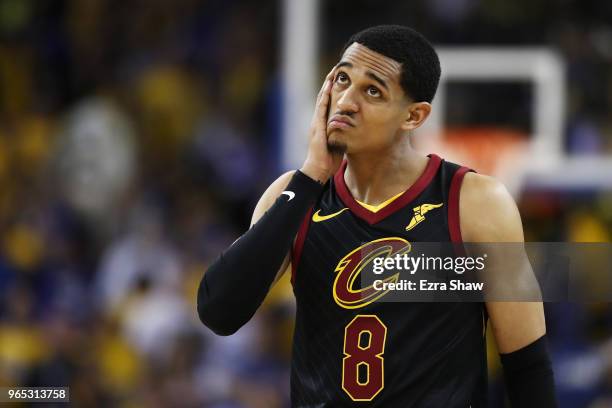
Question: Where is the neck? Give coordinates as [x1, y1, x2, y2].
[344, 137, 429, 205]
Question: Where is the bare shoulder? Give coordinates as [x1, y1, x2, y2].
[251, 170, 296, 226]
[460, 172, 512, 206]
[459, 172, 524, 242]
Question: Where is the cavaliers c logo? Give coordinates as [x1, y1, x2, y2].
[333, 237, 411, 309]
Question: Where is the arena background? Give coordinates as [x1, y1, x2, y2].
[0, 0, 610, 406]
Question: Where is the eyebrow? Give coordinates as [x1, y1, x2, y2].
[336, 61, 389, 91]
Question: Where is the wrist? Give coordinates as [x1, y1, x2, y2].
[285, 169, 325, 201]
[299, 163, 329, 184]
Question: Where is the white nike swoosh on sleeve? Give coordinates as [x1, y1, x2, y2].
[281, 191, 295, 201]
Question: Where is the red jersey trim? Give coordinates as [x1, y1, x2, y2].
[448, 166, 471, 243]
[333, 154, 442, 225]
[291, 207, 313, 286]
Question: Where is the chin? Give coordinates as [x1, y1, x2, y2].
[327, 135, 349, 155]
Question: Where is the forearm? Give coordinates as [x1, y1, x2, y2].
[197, 170, 323, 335]
[500, 335, 558, 408]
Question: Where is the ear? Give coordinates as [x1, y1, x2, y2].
[400, 102, 432, 131]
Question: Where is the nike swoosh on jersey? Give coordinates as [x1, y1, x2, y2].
[281, 191, 295, 201]
[312, 208, 349, 222]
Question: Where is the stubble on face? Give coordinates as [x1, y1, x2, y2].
[327, 139, 348, 155]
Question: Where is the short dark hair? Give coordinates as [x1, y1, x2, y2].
[342, 25, 441, 103]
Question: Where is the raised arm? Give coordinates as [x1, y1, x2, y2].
[197, 68, 343, 336]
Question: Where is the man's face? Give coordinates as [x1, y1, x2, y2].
[327, 42, 411, 154]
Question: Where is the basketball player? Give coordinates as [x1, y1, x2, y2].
[197, 25, 557, 407]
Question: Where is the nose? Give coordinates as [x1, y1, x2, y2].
[335, 86, 359, 114]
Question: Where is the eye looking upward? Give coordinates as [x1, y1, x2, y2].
[335, 72, 349, 84]
[335, 71, 382, 98]
[367, 86, 381, 98]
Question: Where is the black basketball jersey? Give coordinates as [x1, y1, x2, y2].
[290, 154, 487, 408]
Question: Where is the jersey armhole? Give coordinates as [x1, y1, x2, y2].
[449, 167, 488, 338]
[291, 207, 314, 286]
[448, 166, 472, 243]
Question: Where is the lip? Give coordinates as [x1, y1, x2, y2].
[328, 115, 355, 129]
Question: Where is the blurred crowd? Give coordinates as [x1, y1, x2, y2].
[0, 0, 610, 407]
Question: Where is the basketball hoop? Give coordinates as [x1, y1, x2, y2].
[416, 127, 529, 197]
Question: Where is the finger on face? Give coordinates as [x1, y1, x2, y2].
[319, 79, 333, 107]
[314, 68, 336, 109]
[314, 83, 331, 121]
[319, 67, 336, 91]
[325, 77, 333, 98]
[317, 81, 333, 107]
[316, 82, 327, 103]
